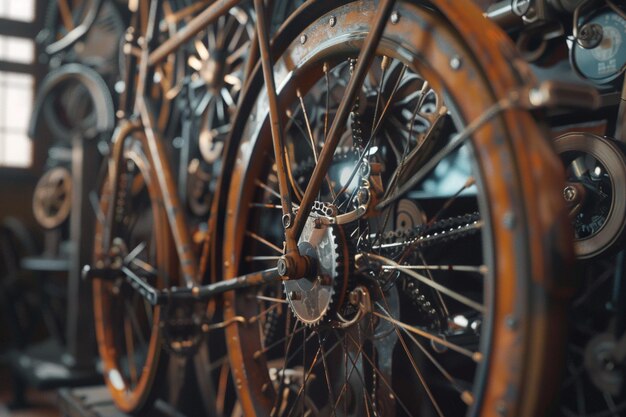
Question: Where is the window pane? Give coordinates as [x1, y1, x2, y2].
[0, 71, 34, 168]
[0, 133, 32, 167]
[0, 0, 35, 22]
[0, 35, 34, 64]
[5, 86, 32, 130]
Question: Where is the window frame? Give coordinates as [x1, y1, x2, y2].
[0, 0, 47, 175]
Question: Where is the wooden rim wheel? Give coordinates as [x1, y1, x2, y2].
[219, 1, 573, 416]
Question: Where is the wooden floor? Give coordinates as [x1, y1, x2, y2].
[0, 366, 59, 417]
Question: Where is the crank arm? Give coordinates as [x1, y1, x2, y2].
[83, 264, 281, 306]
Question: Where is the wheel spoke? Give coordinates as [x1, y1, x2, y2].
[382, 264, 487, 273]
[365, 253, 485, 313]
[246, 230, 283, 254]
[371, 308, 482, 361]
[342, 331, 416, 417]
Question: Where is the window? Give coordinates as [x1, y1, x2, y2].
[0, 0, 37, 168]
[0, 0, 35, 22]
[0, 71, 33, 167]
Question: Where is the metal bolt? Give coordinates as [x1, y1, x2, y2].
[563, 185, 577, 202]
[450, 56, 462, 70]
[390, 11, 399, 24]
[329, 16, 336, 27]
[503, 212, 515, 229]
[505, 315, 518, 330]
[277, 258, 288, 276]
[577, 23, 603, 49]
[289, 290, 302, 301]
[300, 34, 307, 44]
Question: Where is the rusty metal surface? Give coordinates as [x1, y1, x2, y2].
[58, 0, 626, 415]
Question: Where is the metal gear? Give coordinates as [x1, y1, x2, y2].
[554, 133, 626, 258]
[33, 166, 73, 229]
[161, 303, 206, 357]
[284, 206, 349, 327]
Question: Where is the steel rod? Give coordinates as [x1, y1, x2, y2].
[148, 0, 242, 66]
[288, 0, 396, 247]
[253, 0, 296, 248]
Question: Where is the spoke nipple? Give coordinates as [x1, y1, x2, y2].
[461, 391, 475, 406]
[472, 352, 484, 362]
[329, 15, 336, 27]
[381, 55, 390, 71]
[201, 323, 210, 332]
[262, 382, 270, 393]
[390, 11, 400, 24]
[254, 350, 262, 359]
[300, 34, 307, 44]
[192, 286, 200, 297]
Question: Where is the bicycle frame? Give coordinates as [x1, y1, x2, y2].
[94, 0, 398, 296]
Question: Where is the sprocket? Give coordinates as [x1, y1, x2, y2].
[284, 206, 349, 327]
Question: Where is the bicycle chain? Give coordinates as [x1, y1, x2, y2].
[378, 213, 480, 329]
[380, 212, 481, 252]
[403, 279, 441, 329]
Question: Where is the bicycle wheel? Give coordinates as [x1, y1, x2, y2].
[219, 1, 573, 416]
[93, 132, 175, 413]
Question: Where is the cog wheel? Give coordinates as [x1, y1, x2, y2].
[554, 132, 626, 258]
[33, 166, 73, 229]
[284, 207, 349, 327]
